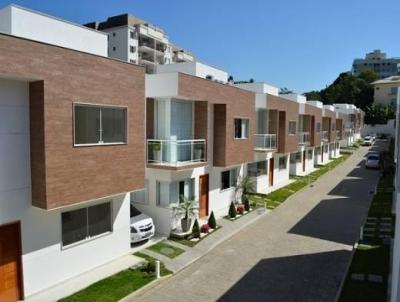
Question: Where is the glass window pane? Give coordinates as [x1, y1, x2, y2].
[234, 119, 242, 138]
[221, 171, 230, 190]
[102, 107, 127, 143]
[88, 203, 111, 237]
[230, 168, 238, 187]
[157, 182, 170, 207]
[74, 106, 100, 144]
[62, 208, 87, 246]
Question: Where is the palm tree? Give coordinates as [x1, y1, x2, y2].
[235, 175, 254, 202]
[171, 196, 199, 232]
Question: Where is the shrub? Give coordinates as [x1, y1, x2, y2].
[200, 224, 210, 233]
[208, 211, 217, 229]
[236, 204, 245, 215]
[192, 219, 200, 238]
[229, 201, 237, 218]
[243, 195, 250, 212]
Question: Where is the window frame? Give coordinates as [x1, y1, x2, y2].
[156, 178, 195, 208]
[61, 201, 113, 249]
[247, 161, 268, 177]
[73, 103, 128, 147]
[221, 168, 238, 191]
[233, 118, 250, 140]
[288, 121, 297, 135]
[278, 156, 287, 170]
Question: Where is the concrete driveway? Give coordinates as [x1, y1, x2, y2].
[133, 142, 387, 302]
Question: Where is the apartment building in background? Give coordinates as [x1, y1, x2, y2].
[0, 4, 367, 301]
[85, 14, 195, 73]
[352, 49, 400, 79]
[0, 5, 145, 301]
[371, 76, 400, 107]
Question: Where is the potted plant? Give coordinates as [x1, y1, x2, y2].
[171, 196, 199, 232]
[152, 141, 162, 162]
[235, 175, 254, 203]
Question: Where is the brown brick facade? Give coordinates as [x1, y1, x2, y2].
[0, 33, 145, 209]
[304, 104, 322, 147]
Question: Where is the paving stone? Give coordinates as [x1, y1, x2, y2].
[351, 273, 365, 281]
[368, 274, 383, 283]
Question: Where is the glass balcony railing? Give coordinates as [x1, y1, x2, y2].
[298, 132, 310, 145]
[254, 134, 277, 151]
[322, 131, 329, 141]
[147, 139, 206, 166]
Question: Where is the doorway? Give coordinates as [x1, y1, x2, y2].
[199, 174, 209, 217]
[302, 151, 306, 172]
[269, 158, 274, 186]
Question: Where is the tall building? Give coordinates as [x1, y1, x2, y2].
[85, 14, 195, 73]
[352, 49, 400, 78]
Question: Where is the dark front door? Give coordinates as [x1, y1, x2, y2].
[269, 158, 274, 186]
[0, 222, 23, 302]
[303, 151, 306, 172]
[199, 174, 209, 217]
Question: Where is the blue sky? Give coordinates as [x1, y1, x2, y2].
[1, 0, 399, 92]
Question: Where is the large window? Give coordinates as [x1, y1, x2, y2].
[156, 179, 194, 207]
[247, 161, 268, 177]
[279, 156, 287, 170]
[221, 168, 238, 190]
[62, 202, 112, 247]
[316, 122, 321, 132]
[74, 104, 127, 146]
[234, 118, 249, 139]
[288, 121, 297, 135]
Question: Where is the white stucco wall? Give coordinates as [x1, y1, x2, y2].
[0, 78, 131, 297]
[0, 5, 107, 56]
[103, 26, 130, 62]
[145, 73, 179, 98]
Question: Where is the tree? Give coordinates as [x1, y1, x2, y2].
[303, 90, 321, 101]
[228, 201, 237, 218]
[192, 219, 200, 238]
[249, 78, 255, 83]
[364, 104, 396, 125]
[228, 75, 234, 82]
[208, 211, 217, 229]
[279, 87, 293, 95]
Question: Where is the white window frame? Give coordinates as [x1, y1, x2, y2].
[61, 201, 113, 249]
[73, 103, 128, 147]
[156, 178, 195, 208]
[234, 118, 249, 140]
[221, 168, 238, 191]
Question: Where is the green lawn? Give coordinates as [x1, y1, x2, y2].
[59, 254, 171, 302]
[147, 241, 184, 258]
[247, 154, 350, 210]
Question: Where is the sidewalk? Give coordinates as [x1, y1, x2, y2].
[138, 207, 269, 273]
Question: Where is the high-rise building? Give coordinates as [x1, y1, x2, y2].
[352, 49, 400, 78]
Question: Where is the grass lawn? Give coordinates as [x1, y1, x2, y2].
[59, 254, 171, 302]
[147, 241, 184, 258]
[247, 154, 350, 210]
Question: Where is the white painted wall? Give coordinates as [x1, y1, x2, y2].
[234, 82, 279, 96]
[272, 153, 290, 189]
[0, 5, 108, 56]
[280, 93, 307, 104]
[362, 120, 396, 137]
[0, 78, 131, 297]
[145, 73, 179, 98]
[103, 27, 130, 62]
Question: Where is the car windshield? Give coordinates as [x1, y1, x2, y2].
[368, 155, 379, 161]
[130, 205, 142, 217]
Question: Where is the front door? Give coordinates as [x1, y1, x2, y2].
[303, 151, 306, 172]
[199, 174, 209, 217]
[0, 222, 23, 302]
[269, 158, 274, 186]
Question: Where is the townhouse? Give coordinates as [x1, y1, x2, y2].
[0, 4, 366, 301]
[0, 5, 145, 300]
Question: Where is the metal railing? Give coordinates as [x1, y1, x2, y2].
[147, 139, 206, 166]
[254, 134, 277, 150]
[298, 132, 310, 145]
[322, 130, 329, 141]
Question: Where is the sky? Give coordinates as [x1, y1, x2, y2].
[1, 0, 399, 93]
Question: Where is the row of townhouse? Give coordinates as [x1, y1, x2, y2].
[0, 4, 364, 301]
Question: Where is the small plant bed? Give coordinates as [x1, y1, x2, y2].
[223, 202, 260, 221]
[59, 253, 171, 302]
[169, 225, 221, 247]
[146, 241, 184, 259]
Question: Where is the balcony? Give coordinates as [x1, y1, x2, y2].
[147, 139, 206, 167]
[254, 134, 277, 151]
[322, 131, 329, 141]
[336, 130, 341, 140]
[298, 132, 310, 145]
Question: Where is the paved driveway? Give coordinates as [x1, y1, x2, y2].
[134, 142, 386, 302]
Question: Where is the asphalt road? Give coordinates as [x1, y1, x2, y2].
[134, 142, 386, 302]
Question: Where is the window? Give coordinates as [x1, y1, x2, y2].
[156, 179, 194, 207]
[279, 156, 287, 170]
[74, 104, 127, 145]
[390, 87, 398, 95]
[61, 202, 112, 247]
[221, 168, 238, 190]
[290, 152, 301, 163]
[288, 121, 296, 135]
[332, 123, 335, 131]
[130, 31, 135, 39]
[308, 150, 313, 159]
[112, 46, 116, 51]
[234, 118, 249, 139]
[131, 180, 148, 204]
[112, 32, 116, 37]
[316, 122, 321, 132]
[247, 161, 268, 177]
[130, 46, 135, 53]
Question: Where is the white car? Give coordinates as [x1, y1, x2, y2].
[365, 153, 380, 169]
[130, 205, 155, 243]
[363, 136, 374, 146]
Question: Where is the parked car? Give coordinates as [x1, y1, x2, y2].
[362, 136, 374, 146]
[130, 205, 155, 243]
[365, 152, 380, 169]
